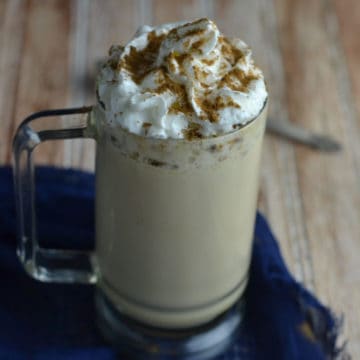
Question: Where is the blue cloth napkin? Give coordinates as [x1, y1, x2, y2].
[0, 166, 343, 359]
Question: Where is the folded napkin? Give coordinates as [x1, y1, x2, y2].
[0, 166, 344, 359]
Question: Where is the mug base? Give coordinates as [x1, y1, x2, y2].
[95, 290, 244, 359]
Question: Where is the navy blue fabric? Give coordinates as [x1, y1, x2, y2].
[0, 166, 342, 359]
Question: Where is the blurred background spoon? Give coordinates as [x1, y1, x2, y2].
[266, 117, 342, 152]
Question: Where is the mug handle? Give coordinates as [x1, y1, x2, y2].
[12, 106, 96, 284]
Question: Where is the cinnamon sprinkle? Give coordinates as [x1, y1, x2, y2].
[154, 69, 193, 114]
[182, 122, 203, 140]
[183, 28, 206, 39]
[193, 66, 209, 82]
[219, 36, 244, 65]
[168, 25, 206, 42]
[122, 31, 166, 84]
[201, 58, 216, 66]
[183, 39, 191, 48]
[165, 51, 188, 74]
[196, 95, 241, 123]
[219, 68, 260, 92]
[191, 38, 206, 54]
[165, 18, 209, 45]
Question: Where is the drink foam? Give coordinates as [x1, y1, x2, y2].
[96, 18, 267, 139]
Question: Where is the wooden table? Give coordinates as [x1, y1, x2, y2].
[1, 0, 359, 356]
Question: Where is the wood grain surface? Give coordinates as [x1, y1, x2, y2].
[0, 0, 359, 357]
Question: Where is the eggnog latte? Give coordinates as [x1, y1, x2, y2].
[93, 18, 268, 329]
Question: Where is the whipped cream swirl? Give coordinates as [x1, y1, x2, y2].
[96, 18, 267, 139]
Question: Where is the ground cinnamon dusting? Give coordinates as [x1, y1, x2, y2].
[154, 70, 193, 114]
[183, 39, 191, 48]
[122, 31, 166, 84]
[165, 52, 188, 75]
[219, 68, 260, 92]
[167, 23, 206, 42]
[184, 28, 206, 39]
[195, 95, 240, 123]
[191, 38, 206, 54]
[201, 58, 216, 66]
[219, 36, 244, 65]
[169, 99, 189, 113]
[200, 82, 210, 88]
[193, 66, 209, 82]
[187, 18, 209, 27]
[182, 122, 203, 140]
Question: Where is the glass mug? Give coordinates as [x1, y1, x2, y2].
[13, 101, 267, 357]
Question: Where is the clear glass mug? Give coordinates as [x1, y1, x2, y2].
[13, 101, 267, 355]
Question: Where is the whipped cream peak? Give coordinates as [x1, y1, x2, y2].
[97, 18, 267, 139]
[157, 18, 219, 65]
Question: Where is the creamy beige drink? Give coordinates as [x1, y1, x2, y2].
[93, 18, 268, 329]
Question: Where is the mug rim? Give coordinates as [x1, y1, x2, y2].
[94, 97, 268, 145]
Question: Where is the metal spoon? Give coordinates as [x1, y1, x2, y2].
[266, 117, 341, 152]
